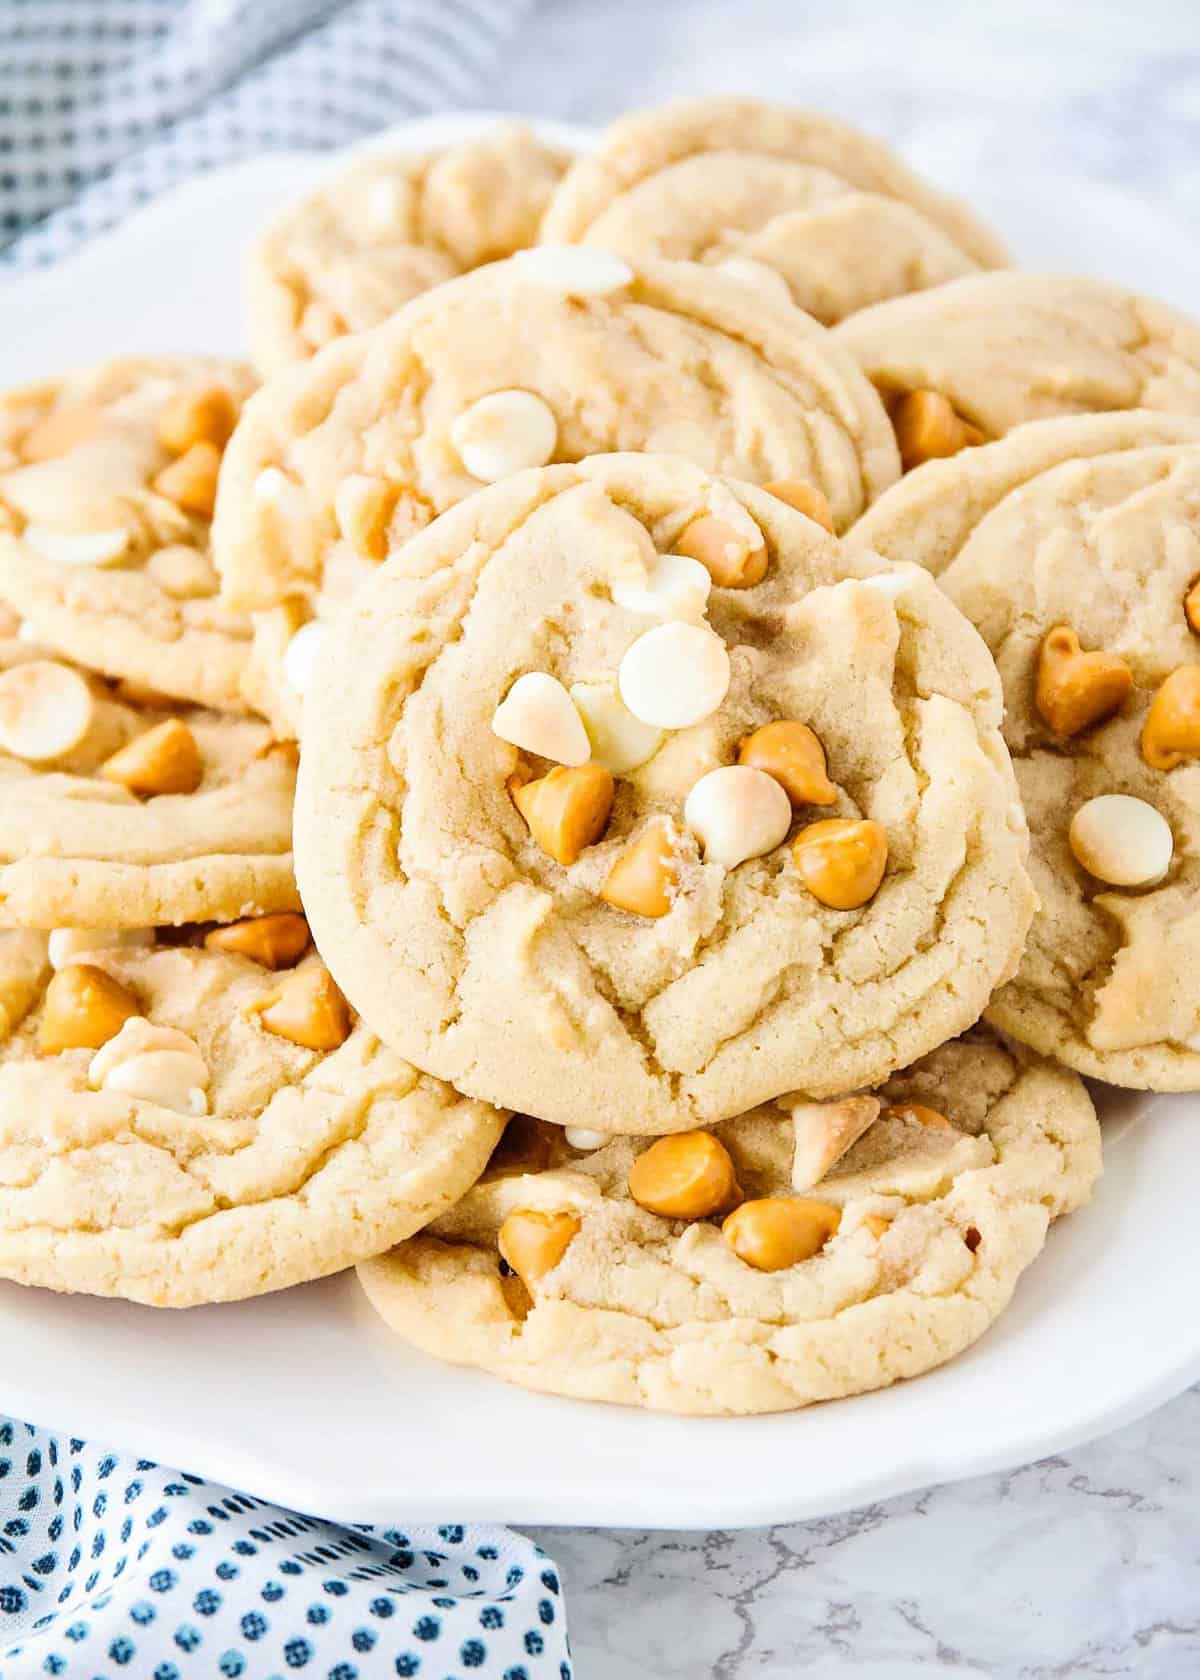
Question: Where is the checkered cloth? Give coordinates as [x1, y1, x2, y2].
[0, 0, 537, 268]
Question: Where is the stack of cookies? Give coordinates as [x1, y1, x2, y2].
[4, 96, 1199, 1415]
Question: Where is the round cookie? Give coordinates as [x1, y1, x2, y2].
[294, 453, 1035, 1132]
[0, 929, 505, 1306]
[247, 122, 572, 373]
[835, 273, 1200, 440]
[850, 421, 1200, 1086]
[213, 251, 901, 735]
[0, 641, 299, 928]
[0, 357, 256, 712]
[358, 1029, 1101, 1415]
[541, 96, 1006, 325]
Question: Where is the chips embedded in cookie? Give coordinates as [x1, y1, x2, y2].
[849, 416, 1200, 1087]
[0, 640, 299, 929]
[835, 274, 1200, 454]
[213, 251, 901, 735]
[294, 453, 1035, 1132]
[0, 927, 506, 1306]
[247, 122, 572, 373]
[0, 357, 256, 712]
[540, 95, 1006, 324]
[357, 1030, 1101, 1414]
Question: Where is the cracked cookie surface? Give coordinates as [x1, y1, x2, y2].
[850, 418, 1200, 1086]
[357, 1029, 1100, 1414]
[214, 252, 900, 735]
[0, 357, 256, 712]
[0, 641, 299, 928]
[540, 96, 1005, 324]
[247, 122, 571, 373]
[294, 454, 1034, 1131]
[835, 273, 1200, 436]
[0, 932, 505, 1306]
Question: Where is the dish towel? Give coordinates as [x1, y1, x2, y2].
[0, 1417, 571, 1679]
[0, 0, 537, 269]
[0, 4, 571, 1676]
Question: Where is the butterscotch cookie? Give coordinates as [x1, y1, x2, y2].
[835, 274, 1200, 452]
[358, 1029, 1100, 1414]
[0, 641, 298, 928]
[0, 927, 505, 1306]
[540, 96, 1006, 324]
[849, 418, 1200, 1086]
[247, 123, 571, 373]
[213, 251, 901, 735]
[294, 454, 1034, 1132]
[0, 357, 256, 712]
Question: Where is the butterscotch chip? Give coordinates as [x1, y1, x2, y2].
[863, 1213, 892, 1240]
[37, 963, 139, 1053]
[764, 480, 834, 532]
[251, 963, 352, 1051]
[883, 1102, 954, 1131]
[627, 1131, 740, 1219]
[599, 822, 680, 918]
[510, 764, 614, 867]
[20, 404, 103, 462]
[891, 389, 984, 472]
[793, 818, 888, 909]
[1036, 626, 1132, 737]
[204, 913, 310, 969]
[153, 441, 222, 518]
[723, 1195, 841, 1271]
[676, 514, 768, 589]
[1140, 666, 1200, 771]
[100, 718, 203, 796]
[497, 1208, 580, 1290]
[737, 720, 837, 807]
[157, 385, 237, 454]
[1185, 577, 1200, 636]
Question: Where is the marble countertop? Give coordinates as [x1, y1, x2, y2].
[488, 1, 1200, 1671]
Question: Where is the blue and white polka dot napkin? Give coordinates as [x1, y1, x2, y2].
[0, 1418, 571, 1679]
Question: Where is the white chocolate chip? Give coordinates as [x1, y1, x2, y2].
[619, 622, 730, 730]
[451, 391, 557, 483]
[89, 1017, 210, 1115]
[569, 680, 663, 772]
[683, 764, 792, 867]
[23, 525, 130, 567]
[611, 552, 711, 622]
[790, 1096, 882, 1190]
[565, 1127, 608, 1151]
[716, 257, 793, 306]
[365, 176, 403, 235]
[253, 466, 293, 507]
[0, 659, 94, 762]
[510, 246, 634, 296]
[859, 567, 923, 598]
[1068, 794, 1173, 887]
[492, 672, 590, 765]
[48, 928, 155, 969]
[283, 620, 329, 698]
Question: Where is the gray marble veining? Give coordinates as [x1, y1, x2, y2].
[484, 1, 1200, 1671]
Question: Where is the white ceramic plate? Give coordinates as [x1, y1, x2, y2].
[2, 112, 1198, 1531]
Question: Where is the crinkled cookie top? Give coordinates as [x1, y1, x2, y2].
[295, 453, 1034, 1132]
[541, 97, 1006, 324]
[0, 356, 256, 713]
[835, 273, 1200, 436]
[0, 931, 504, 1306]
[0, 639, 298, 929]
[850, 417, 1200, 1087]
[358, 1029, 1100, 1414]
[247, 123, 571, 373]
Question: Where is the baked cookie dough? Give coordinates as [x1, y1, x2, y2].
[247, 122, 571, 372]
[850, 419, 1200, 1086]
[0, 640, 299, 928]
[541, 96, 1006, 325]
[835, 273, 1200, 441]
[294, 453, 1034, 1131]
[213, 250, 901, 734]
[0, 927, 505, 1306]
[0, 357, 256, 712]
[358, 1029, 1101, 1414]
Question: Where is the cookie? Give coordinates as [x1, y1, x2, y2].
[835, 273, 1200, 445]
[0, 640, 299, 928]
[0, 357, 256, 712]
[357, 1029, 1100, 1414]
[849, 418, 1200, 1086]
[0, 928, 505, 1306]
[214, 251, 901, 735]
[540, 96, 1006, 324]
[294, 453, 1034, 1132]
[247, 122, 571, 373]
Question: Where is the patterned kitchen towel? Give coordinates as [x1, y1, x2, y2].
[0, 0, 537, 269]
[0, 1418, 571, 1679]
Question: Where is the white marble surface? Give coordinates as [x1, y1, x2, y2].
[486, 2, 1200, 1671]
